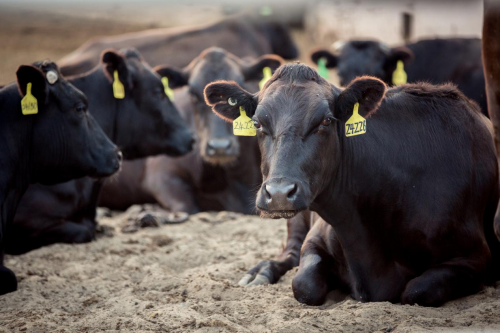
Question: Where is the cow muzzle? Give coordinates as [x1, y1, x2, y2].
[203, 137, 239, 165]
[257, 178, 309, 219]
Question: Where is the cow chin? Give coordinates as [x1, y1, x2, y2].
[201, 154, 239, 166]
[259, 209, 300, 220]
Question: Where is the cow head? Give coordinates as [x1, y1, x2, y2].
[19, 61, 121, 184]
[156, 47, 282, 165]
[100, 48, 194, 159]
[311, 40, 413, 86]
[205, 63, 386, 218]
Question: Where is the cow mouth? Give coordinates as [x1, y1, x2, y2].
[202, 154, 239, 166]
[258, 209, 299, 220]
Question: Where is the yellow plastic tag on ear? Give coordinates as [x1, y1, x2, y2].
[317, 57, 329, 80]
[259, 67, 272, 90]
[392, 60, 407, 85]
[233, 106, 256, 136]
[345, 103, 366, 137]
[21, 83, 38, 115]
[161, 77, 175, 101]
[112, 70, 125, 99]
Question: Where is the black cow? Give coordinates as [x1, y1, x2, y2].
[98, 48, 282, 214]
[6, 49, 193, 255]
[311, 38, 487, 115]
[58, 14, 298, 76]
[204, 63, 500, 306]
[0, 62, 121, 295]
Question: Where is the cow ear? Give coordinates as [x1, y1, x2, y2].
[204, 80, 258, 122]
[334, 76, 386, 120]
[154, 66, 189, 89]
[242, 55, 283, 81]
[385, 46, 414, 68]
[311, 49, 338, 68]
[101, 49, 132, 89]
[16, 65, 48, 104]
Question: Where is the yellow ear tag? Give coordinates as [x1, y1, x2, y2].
[112, 70, 125, 99]
[21, 83, 38, 115]
[345, 103, 366, 137]
[259, 67, 272, 90]
[161, 77, 175, 101]
[392, 60, 407, 85]
[233, 106, 256, 136]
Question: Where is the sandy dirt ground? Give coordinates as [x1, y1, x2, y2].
[1, 3, 499, 333]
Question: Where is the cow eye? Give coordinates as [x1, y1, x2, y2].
[254, 120, 261, 129]
[76, 103, 87, 113]
[321, 117, 333, 126]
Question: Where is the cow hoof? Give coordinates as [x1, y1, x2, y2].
[164, 212, 189, 224]
[238, 273, 270, 287]
[0, 266, 18, 295]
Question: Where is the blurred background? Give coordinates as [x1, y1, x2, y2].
[0, 0, 483, 84]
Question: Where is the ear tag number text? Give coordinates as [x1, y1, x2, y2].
[392, 60, 407, 85]
[345, 102, 366, 137]
[233, 106, 256, 137]
[21, 83, 38, 115]
[113, 70, 125, 99]
[317, 57, 329, 80]
[161, 77, 175, 101]
[259, 67, 272, 90]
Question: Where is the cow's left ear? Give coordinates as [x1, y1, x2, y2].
[16, 65, 48, 105]
[204, 80, 258, 122]
[334, 76, 386, 120]
[242, 55, 283, 81]
[384, 46, 414, 69]
[101, 49, 132, 89]
[154, 66, 189, 89]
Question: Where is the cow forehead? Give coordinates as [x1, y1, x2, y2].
[190, 58, 244, 97]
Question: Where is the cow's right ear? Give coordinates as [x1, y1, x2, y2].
[101, 49, 132, 88]
[154, 66, 189, 89]
[204, 80, 258, 122]
[310, 49, 338, 68]
[334, 76, 386, 120]
[16, 65, 48, 104]
[385, 47, 414, 67]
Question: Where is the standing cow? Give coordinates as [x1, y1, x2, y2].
[0, 62, 121, 295]
[58, 14, 297, 76]
[311, 38, 487, 115]
[99, 47, 282, 214]
[5, 49, 194, 255]
[204, 63, 500, 306]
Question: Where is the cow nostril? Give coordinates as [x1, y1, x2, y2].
[116, 150, 123, 163]
[264, 184, 272, 200]
[287, 183, 298, 199]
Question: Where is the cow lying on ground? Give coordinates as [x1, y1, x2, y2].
[58, 14, 297, 76]
[5, 49, 194, 255]
[311, 38, 487, 115]
[204, 63, 500, 306]
[0, 62, 121, 295]
[99, 47, 282, 214]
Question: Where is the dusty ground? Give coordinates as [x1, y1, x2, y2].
[1, 3, 499, 333]
[1, 208, 500, 333]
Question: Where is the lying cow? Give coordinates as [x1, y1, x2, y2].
[311, 38, 487, 115]
[0, 62, 121, 295]
[58, 14, 298, 76]
[99, 47, 282, 214]
[5, 49, 194, 255]
[204, 62, 499, 306]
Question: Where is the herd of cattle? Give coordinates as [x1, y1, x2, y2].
[1, 8, 500, 310]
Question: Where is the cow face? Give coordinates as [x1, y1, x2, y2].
[205, 63, 386, 219]
[156, 47, 282, 165]
[18, 62, 121, 185]
[101, 49, 194, 159]
[311, 40, 413, 86]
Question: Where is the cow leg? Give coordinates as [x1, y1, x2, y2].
[401, 262, 485, 307]
[239, 211, 312, 286]
[0, 251, 17, 295]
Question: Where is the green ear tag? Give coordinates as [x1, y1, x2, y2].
[345, 103, 366, 137]
[21, 83, 38, 115]
[392, 60, 407, 85]
[161, 77, 175, 101]
[113, 70, 125, 99]
[259, 67, 272, 90]
[233, 106, 256, 136]
[317, 57, 329, 80]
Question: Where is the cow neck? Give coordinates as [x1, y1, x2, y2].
[69, 68, 120, 144]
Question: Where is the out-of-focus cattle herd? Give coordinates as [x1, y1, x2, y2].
[1, 1, 500, 311]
